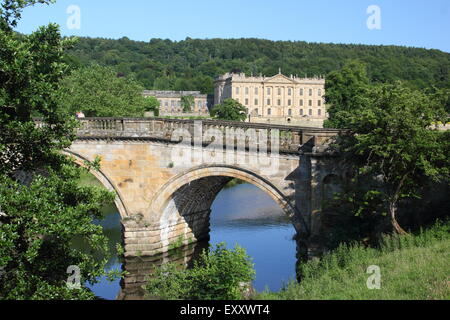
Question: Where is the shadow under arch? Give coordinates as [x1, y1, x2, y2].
[149, 164, 306, 234]
[63, 149, 129, 220]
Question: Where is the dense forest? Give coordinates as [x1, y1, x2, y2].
[65, 37, 450, 94]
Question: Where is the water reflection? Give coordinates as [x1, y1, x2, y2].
[88, 183, 301, 300]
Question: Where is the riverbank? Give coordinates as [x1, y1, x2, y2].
[257, 221, 450, 300]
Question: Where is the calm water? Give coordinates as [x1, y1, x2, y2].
[88, 183, 298, 300]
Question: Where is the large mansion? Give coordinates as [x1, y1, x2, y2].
[214, 72, 327, 127]
[143, 71, 327, 127]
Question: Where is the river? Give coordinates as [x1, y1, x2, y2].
[86, 183, 298, 300]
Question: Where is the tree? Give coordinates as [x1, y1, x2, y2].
[211, 99, 248, 122]
[181, 95, 194, 113]
[145, 243, 255, 300]
[0, 0, 117, 299]
[333, 82, 450, 235]
[143, 96, 160, 116]
[324, 60, 371, 129]
[59, 64, 147, 117]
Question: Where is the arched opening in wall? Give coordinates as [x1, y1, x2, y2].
[71, 169, 123, 300]
[154, 169, 300, 292]
[64, 150, 131, 300]
[209, 179, 298, 292]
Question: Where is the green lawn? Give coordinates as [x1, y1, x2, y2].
[257, 222, 450, 300]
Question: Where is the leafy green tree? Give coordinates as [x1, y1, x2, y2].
[65, 37, 450, 96]
[59, 64, 147, 117]
[143, 96, 160, 116]
[181, 95, 194, 113]
[332, 82, 450, 235]
[153, 76, 176, 90]
[211, 99, 248, 122]
[324, 60, 371, 128]
[0, 0, 117, 299]
[145, 243, 255, 300]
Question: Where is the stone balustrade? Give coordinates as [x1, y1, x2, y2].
[69, 117, 340, 154]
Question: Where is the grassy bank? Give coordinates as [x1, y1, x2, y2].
[257, 221, 450, 300]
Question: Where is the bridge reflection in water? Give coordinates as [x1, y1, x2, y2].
[118, 242, 208, 300]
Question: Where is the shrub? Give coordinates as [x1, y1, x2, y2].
[145, 243, 255, 300]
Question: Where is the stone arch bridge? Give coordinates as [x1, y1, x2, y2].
[64, 118, 342, 257]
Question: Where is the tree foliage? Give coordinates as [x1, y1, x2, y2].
[181, 95, 194, 113]
[145, 243, 255, 300]
[330, 81, 450, 235]
[0, 0, 116, 299]
[211, 98, 247, 122]
[143, 95, 160, 116]
[58, 64, 147, 117]
[65, 37, 450, 95]
[324, 60, 372, 129]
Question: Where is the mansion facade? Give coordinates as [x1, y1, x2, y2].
[142, 90, 210, 117]
[214, 72, 327, 127]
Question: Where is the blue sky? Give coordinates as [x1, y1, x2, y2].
[16, 0, 450, 53]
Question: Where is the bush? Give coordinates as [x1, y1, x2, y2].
[145, 243, 255, 300]
[257, 220, 450, 300]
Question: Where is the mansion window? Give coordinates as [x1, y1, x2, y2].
[254, 108, 259, 115]
[164, 101, 169, 107]
[318, 89, 322, 96]
[309, 109, 313, 116]
[300, 100, 304, 106]
[318, 100, 322, 107]
[236, 87, 240, 94]
[309, 89, 313, 96]
[318, 109, 322, 116]
[267, 88, 271, 95]
[300, 109, 304, 116]
[309, 100, 312, 107]
[267, 99, 271, 105]
[288, 99, 292, 106]
[300, 88, 304, 96]
[288, 88, 292, 96]
[245, 87, 249, 95]
[278, 88, 281, 95]
[267, 108, 272, 115]
[255, 88, 259, 95]
[255, 99, 258, 105]
[245, 98, 249, 105]
[288, 109, 292, 116]
[277, 99, 281, 106]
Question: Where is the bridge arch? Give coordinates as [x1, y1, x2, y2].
[63, 150, 129, 219]
[149, 165, 305, 238]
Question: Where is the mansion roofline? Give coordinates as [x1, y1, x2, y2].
[214, 72, 325, 84]
[142, 90, 207, 98]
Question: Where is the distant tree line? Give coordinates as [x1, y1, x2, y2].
[65, 37, 450, 95]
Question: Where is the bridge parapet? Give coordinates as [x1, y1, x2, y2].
[71, 118, 340, 154]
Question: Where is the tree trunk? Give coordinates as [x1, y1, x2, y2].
[389, 201, 408, 235]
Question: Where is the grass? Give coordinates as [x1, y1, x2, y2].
[257, 221, 450, 300]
